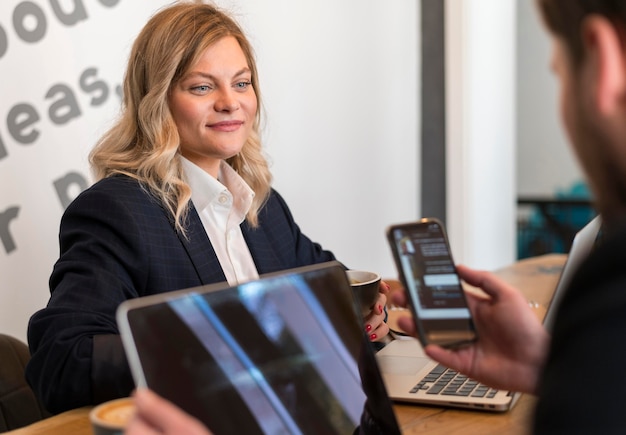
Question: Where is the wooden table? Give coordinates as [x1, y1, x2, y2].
[5, 407, 92, 435]
[7, 254, 566, 435]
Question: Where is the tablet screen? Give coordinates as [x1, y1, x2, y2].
[117, 262, 400, 435]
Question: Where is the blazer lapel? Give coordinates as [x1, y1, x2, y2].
[177, 205, 227, 284]
[176, 204, 283, 281]
[242, 222, 283, 275]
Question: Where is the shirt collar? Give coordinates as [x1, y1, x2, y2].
[181, 157, 255, 215]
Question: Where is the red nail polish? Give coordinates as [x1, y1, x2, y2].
[378, 304, 383, 314]
[365, 324, 372, 332]
[370, 333, 377, 341]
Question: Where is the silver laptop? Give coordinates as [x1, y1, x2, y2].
[542, 214, 601, 331]
[377, 215, 601, 412]
[117, 261, 401, 435]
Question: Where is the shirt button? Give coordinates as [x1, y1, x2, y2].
[218, 195, 228, 204]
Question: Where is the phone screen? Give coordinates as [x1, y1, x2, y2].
[387, 219, 476, 347]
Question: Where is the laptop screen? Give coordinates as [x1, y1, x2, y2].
[117, 262, 400, 435]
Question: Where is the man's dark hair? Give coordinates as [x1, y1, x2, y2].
[537, 0, 626, 65]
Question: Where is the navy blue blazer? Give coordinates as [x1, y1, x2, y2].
[26, 175, 336, 413]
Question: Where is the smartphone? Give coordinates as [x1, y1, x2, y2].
[386, 218, 477, 348]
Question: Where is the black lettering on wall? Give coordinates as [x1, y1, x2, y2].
[7, 103, 40, 144]
[46, 84, 81, 124]
[0, 206, 19, 254]
[13, 2, 47, 44]
[80, 68, 109, 106]
[54, 171, 89, 209]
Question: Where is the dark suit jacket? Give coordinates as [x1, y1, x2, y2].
[533, 221, 626, 434]
[25, 175, 336, 414]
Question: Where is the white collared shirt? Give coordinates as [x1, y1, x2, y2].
[181, 157, 259, 285]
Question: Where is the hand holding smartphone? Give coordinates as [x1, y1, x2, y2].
[386, 218, 477, 348]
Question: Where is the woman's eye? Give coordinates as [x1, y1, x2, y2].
[191, 85, 211, 93]
[235, 81, 252, 90]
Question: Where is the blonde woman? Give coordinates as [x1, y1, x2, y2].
[26, 1, 389, 414]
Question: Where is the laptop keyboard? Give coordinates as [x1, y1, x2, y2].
[410, 364, 499, 398]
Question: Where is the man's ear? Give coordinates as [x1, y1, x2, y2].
[581, 16, 626, 115]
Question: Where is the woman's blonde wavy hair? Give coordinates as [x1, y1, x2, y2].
[89, 0, 272, 234]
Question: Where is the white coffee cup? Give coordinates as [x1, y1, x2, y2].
[89, 397, 135, 435]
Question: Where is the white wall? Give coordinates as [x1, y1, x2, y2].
[0, 0, 419, 342]
[443, 0, 585, 269]
[445, 0, 517, 270]
[235, 0, 420, 277]
[0, 0, 158, 343]
[516, 0, 583, 196]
